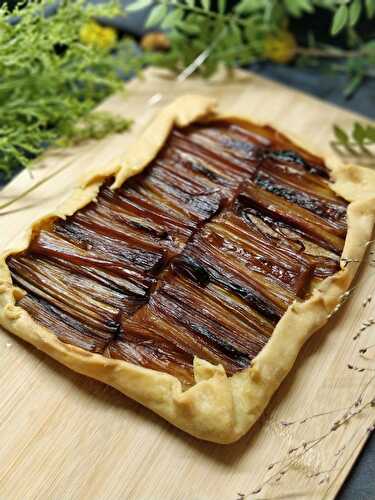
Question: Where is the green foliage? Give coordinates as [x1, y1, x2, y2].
[331, 39, 375, 97]
[129, 0, 375, 33]
[0, 0, 133, 178]
[127, 0, 153, 11]
[283, 0, 315, 17]
[57, 113, 132, 147]
[127, 0, 375, 96]
[334, 122, 375, 152]
[128, 0, 275, 76]
[330, 0, 375, 35]
[331, 4, 349, 35]
[145, 3, 168, 27]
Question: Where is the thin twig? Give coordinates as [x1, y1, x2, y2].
[249, 374, 375, 497]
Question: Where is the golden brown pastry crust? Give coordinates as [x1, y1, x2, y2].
[0, 95, 374, 444]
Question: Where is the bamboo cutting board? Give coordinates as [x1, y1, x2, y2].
[0, 68, 374, 500]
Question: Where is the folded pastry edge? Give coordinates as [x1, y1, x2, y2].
[0, 94, 374, 444]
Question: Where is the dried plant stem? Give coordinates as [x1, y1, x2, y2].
[279, 405, 355, 427]
[247, 373, 375, 497]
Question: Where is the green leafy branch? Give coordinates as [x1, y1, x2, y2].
[0, 0, 134, 179]
[127, 0, 375, 90]
[130, 0, 274, 76]
[135, 0, 287, 76]
[334, 122, 375, 153]
[329, 0, 375, 35]
[129, 0, 375, 35]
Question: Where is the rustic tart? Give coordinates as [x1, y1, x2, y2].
[1, 95, 374, 443]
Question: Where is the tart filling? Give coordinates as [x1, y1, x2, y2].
[6, 119, 347, 386]
[1, 95, 374, 444]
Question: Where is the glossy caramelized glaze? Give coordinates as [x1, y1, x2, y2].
[7, 120, 348, 385]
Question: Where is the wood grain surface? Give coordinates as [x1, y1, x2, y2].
[0, 68, 374, 500]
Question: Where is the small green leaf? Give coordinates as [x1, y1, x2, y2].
[331, 4, 349, 36]
[284, 0, 313, 17]
[366, 0, 375, 17]
[126, 0, 153, 13]
[218, 0, 227, 14]
[333, 125, 349, 145]
[145, 4, 168, 28]
[343, 73, 364, 98]
[202, 0, 211, 11]
[229, 21, 242, 45]
[178, 17, 201, 34]
[365, 125, 375, 141]
[349, 0, 362, 26]
[235, 0, 264, 14]
[161, 9, 183, 29]
[299, 0, 314, 13]
[284, 0, 300, 16]
[186, 0, 195, 7]
[353, 122, 367, 145]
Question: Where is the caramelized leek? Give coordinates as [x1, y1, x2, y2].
[8, 120, 348, 383]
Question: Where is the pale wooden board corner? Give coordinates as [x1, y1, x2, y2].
[0, 69, 374, 500]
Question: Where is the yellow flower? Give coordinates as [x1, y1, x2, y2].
[263, 31, 297, 64]
[80, 20, 117, 50]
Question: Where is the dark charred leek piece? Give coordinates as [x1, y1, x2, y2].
[237, 183, 345, 255]
[106, 320, 195, 386]
[7, 120, 348, 384]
